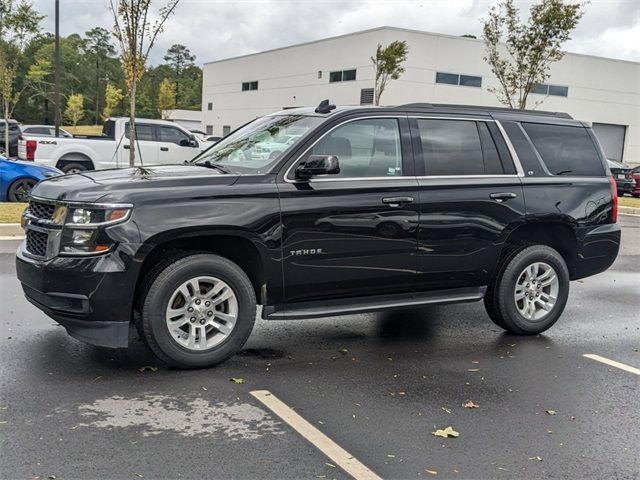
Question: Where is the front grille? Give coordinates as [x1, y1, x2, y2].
[26, 230, 48, 257]
[28, 200, 55, 220]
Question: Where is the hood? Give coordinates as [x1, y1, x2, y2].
[31, 164, 239, 203]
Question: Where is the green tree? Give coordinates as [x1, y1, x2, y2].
[102, 82, 124, 119]
[0, 0, 43, 153]
[371, 40, 409, 106]
[84, 27, 117, 124]
[482, 0, 586, 109]
[163, 43, 195, 106]
[109, 0, 180, 166]
[158, 77, 176, 118]
[64, 93, 84, 126]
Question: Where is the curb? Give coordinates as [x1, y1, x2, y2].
[619, 206, 640, 216]
[0, 223, 24, 237]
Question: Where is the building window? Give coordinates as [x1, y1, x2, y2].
[329, 69, 356, 83]
[242, 81, 258, 91]
[435, 72, 482, 88]
[206, 125, 213, 135]
[531, 83, 568, 97]
[207, 102, 213, 111]
[222, 125, 231, 136]
[318, 70, 322, 79]
[360, 88, 374, 105]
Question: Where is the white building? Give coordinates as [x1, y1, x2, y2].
[202, 26, 640, 165]
[162, 109, 204, 132]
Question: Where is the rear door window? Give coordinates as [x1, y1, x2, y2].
[417, 119, 485, 175]
[125, 123, 155, 141]
[521, 123, 605, 176]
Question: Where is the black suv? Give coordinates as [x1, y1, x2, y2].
[16, 102, 621, 368]
[0, 119, 21, 157]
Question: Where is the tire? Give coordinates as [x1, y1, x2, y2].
[7, 178, 36, 202]
[60, 162, 89, 174]
[141, 253, 256, 368]
[484, 244, 570, 335]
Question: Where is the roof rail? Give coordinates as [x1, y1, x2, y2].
[397, 103, 573, 119]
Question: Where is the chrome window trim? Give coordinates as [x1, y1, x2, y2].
[283, 115, 410, 184]
[493, 120, 526, 177]
[284, 115, 526, 183]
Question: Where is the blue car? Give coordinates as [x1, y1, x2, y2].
[0, 156, 62, 202]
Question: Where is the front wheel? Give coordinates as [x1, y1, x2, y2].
[484, 245, 570, 335]
[141, 253, 256, 368]
[8, 178, 36, 202]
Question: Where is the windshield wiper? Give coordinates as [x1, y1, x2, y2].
[196, 160, 232, 174]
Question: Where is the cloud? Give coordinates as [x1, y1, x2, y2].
[32, 0, 640, 64]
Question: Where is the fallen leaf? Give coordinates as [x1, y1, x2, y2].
[467, 368, 480, 372]
[528, 456, 543, 462]
[201, 386, 207, 391]
[138, 366, 157, 372]
[441, 407, 452, 414]
[425, 469, 438, 475]
[325, 462, 336, 468]
[134, 474, 144, 478]
[463, 400, 479, 409]
[387, 454, 396, 458]
[546, 410, 557, 415]
[230, 378, 245, 384]
[431, 426, 459, 438]
[339, 348, 348, 354]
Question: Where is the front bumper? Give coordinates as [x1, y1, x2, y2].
[16, 244, 140, 348]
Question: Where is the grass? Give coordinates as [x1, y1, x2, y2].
[0, 202, 27, 223]
[619, 195, 640, 208]
[64, 124, 103, 136]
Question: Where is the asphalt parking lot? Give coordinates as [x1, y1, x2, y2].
[1, 215, 638, 480]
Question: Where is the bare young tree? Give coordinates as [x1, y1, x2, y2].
[482, 0, 586, 109]
[371, 40, 409, 106]
[109, 0, 180, 166]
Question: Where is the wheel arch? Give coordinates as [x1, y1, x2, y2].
[55, 152, 95, 171]
[132, 230, 271, 314]
[500, 221, 578, 278]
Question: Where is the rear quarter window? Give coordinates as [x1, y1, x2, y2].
[522, 123, 605, 176]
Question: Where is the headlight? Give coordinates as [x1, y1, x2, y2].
[59, 204, 132, 255]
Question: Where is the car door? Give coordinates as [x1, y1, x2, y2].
[156, 125, 199, 164]
[277, 116, 419, 304]
[120, 122, 159, 166]
[410, 116, 526, 291]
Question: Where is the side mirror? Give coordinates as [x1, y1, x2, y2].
[295, 155, 340, 179]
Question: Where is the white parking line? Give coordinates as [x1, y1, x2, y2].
[251, 390, 382, 480]
[583, 354, 640, 376]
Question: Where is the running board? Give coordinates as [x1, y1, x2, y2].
[264, 286, 486, 320]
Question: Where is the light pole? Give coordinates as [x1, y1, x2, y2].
[54, 0, 60, 137]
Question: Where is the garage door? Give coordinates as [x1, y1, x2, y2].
[592, 123, 626, 163]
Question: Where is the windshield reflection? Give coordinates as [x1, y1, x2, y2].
[192, 115, 323, 174]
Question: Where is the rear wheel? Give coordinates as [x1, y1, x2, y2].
[7, 178, 36, 202]
[485, 245, 569, 335]
[141, 253, 256, 368]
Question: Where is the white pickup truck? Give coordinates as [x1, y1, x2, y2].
[18, 117, 211, 173]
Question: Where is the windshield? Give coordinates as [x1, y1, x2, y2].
[192, 115, 323, 174]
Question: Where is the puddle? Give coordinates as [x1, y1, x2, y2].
[77, 394, 284, 439]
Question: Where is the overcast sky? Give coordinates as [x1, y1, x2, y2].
[32, 0, 640, 65]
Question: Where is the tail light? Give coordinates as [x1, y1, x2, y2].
[609, 175, 618, 223]
[25, 140, 37, 161]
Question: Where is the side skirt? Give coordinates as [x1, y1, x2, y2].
[263, 286, 486, 320]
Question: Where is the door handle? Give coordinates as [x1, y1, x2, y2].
[382, 196, 414, 208]
[160, 147, 169, 151]
[490, 192, 517, 202]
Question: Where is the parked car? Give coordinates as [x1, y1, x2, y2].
[252, 134, 301, 160]
[607, 159, 634, 196]
[21, 125, 73, 138]
[0, 119, 21, 157]
[631, 165, 640, 197]
[18, 117, 211, 173]
[16, 102, 620, 369]
[0, 155, 61, 202]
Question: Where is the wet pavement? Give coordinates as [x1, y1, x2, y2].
[1, 215, 638, 480]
